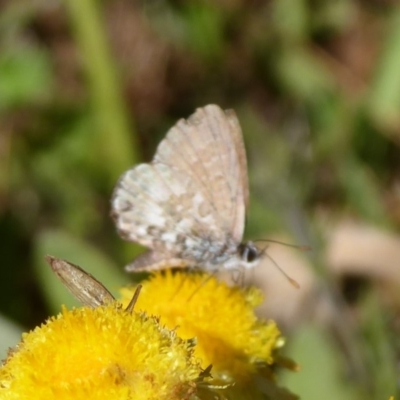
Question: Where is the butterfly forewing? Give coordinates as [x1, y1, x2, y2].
[225, 110, 249, 205]
[155, 105, 247, 243]
[111, 104, 249, 271]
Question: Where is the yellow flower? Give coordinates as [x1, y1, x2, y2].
[0, 303, 204, 400]
[120, 271, 288, 385]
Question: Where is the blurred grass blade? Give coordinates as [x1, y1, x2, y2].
[367, 7, 400, 133]
[338, 157, 389, 226]
[65, 0, 138, 185]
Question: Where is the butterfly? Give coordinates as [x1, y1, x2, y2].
[111, 104, 261, 272]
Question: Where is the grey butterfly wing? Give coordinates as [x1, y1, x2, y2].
[154, 105, 248, 244]
[111, 104, 249, 270]
[112, 160, 226, 270]
[46, 255, 115, 308]
[112, 162, 216, 251]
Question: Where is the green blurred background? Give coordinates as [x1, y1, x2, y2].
[1, 0, 399, 399]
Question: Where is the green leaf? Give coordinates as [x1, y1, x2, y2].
[0, 46, 53, 109]
[275, 47, 334, 102]
[281, 325, 362, 400]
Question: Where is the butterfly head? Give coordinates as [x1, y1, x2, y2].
[236, 241, 261, 269]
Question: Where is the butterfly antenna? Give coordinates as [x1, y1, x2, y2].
[125, 284, 142, 313]
[261, 248, 300, 289]
[170, 273, 189, 301]
[254, 239, 310, 252]
[187, 272, 216, 301]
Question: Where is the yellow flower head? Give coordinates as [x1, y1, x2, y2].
[120, 271, 283, 383]
[0, 303, 204, 400]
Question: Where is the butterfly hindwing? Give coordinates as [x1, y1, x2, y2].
[112, 162, 224, 255]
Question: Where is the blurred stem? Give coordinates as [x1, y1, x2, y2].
[368, 7, 400, 133]
[65, 0, 138, 186]
[361, 292, 398, 400]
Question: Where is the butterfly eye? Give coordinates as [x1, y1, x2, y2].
[238, 243, 259, 263]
